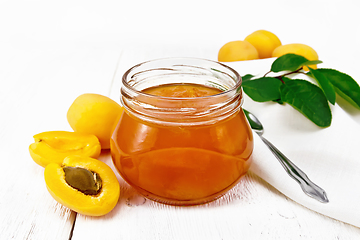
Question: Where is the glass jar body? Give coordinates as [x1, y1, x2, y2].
[110, 58, 253, 205]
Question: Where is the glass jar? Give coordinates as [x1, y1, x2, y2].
[110, 58, 253, 205]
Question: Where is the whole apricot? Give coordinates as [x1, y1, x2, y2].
[244, 30, 282, 59]
[29, 131, 101, 167]
[272, 43, 319, 70]
[218, 40, 259, 62]
[44, 155, 120, 216]
[67, 93, 124, 149]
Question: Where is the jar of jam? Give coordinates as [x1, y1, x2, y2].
[110, 58, 253, 205]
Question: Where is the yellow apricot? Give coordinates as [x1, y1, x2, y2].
[67, 93, 124, 149]
[29, 131, 101, 168]
[244, 30, 282, 59]
[44, 155, 120, 216]
[218, 40, 259, 62]
[272, 43, 319, 70]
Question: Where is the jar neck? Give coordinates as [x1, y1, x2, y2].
[121, 58, 243, 126]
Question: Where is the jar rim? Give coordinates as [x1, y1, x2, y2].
[120, 57, 243, 126]
[122, 57, 242, 100]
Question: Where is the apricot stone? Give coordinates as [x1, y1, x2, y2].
[29, 131, 101, 168]
[67, 93, 124, 149]
[244, 30, 282, 59]
[272, 43, 319, 71]
[44, 155, 120, 216]
[218, 40, 259, 62]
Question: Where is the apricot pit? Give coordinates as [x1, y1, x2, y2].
[45, 156, 120, 216]
[63, 166, 102, 195]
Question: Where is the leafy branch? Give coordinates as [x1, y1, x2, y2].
[240, 53, 360, 127]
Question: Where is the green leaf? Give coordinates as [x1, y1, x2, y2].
[242, 77, 282, 102]
[314, 68, 360, 108]
[303, 60, 323, 66]
[281, 76, 292, 84]
[271, 53, 322, 72]
[280, 79, 332, 127]
[308, 68, 336, 105]
[273, 99, 284, 104]
[242, 74, 254, 82]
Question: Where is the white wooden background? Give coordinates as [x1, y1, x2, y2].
[1, 0, 360, 239]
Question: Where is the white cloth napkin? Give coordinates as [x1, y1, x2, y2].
[224, 59, 360, 228]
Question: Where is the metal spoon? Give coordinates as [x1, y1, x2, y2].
[243, 109, 329, 203]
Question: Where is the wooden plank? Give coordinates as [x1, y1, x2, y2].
[1, 0, 359, 238]
[71, 45, 360, 240]
[72, 153, 360, 240]
[2, 42, 360, 240]
[0, 42, 122, 239]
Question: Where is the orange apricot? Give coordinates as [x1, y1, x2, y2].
[244, 30, 282, 59]
[67, 93, 124, 149]
[272, 43, 319, 70]
[44, 155, 120, 216]
[29, 131, 101, 168]
[218, 40, 259, 62]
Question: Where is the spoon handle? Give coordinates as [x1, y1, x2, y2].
[257, 134, 329, 203]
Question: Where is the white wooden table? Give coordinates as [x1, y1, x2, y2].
[1, 1, 360, 239]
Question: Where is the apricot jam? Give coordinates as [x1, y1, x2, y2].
[110, 58, 253, 205]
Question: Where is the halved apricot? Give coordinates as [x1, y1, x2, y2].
[29, 131, 101, 167]
[44, 155, 120, 216]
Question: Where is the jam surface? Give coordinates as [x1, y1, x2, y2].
[111, 84, 253, 204]
[142, 83, 223, 98]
